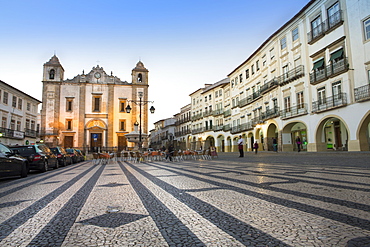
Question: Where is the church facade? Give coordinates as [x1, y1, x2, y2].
[40, 55, 151, 152]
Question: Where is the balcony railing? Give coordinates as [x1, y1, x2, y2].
[223, 109, 231, 117]
[175, 129, 191, 137]
[230, 122, 253, 134]
[260, 78, 279, 94]
[191, 113, 203, 121]
[175, 117, 191, 125]
[310, 58, 349, 85]
[354, 84, 370, 102]
[277, 65, 305, 86]
[307, 10, 343, 44]
[212, 109, 224, 116]
[251, 116, 264, 126]
[261, 107, 280, 121]
[280, 104, 308, 119]
[214, 125, 224, 132]
[312, 93, 347, 113]
[0, 127, 24, 139]
[223, 124, 231, 132]
[191, 128, 204, 134]
[24, 128, 38, 138]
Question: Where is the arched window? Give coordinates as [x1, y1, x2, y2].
[138, 73, 142, 82]
[49, 69, 55, 79]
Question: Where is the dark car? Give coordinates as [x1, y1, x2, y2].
[0, 143, 29, 179]
[50, 147, 72, 167]
[75, 149, 85, 162]
[9, 144, 58, 172]
[66, 148, 79, 163]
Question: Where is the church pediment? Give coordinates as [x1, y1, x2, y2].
[86, 119, 107, 130]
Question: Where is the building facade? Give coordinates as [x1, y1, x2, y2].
[0, 80, 41, 146]
[149, 117, 176, 150]
[40, 55, 152, 152]
[170, 0, 370, 152]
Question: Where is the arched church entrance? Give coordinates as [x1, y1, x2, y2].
[86, 119, 107, 153]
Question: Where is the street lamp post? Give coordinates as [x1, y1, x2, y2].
[125, 92, 155, 150]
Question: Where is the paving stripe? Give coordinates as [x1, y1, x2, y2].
[124, 161, 289, 246]
[26, 164, 105, 247]
[0, 164, 97, 242]
[122, 162, 246, 246]
[119, 162, 207, 246]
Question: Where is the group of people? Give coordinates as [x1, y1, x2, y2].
[237, 135, 303, 156]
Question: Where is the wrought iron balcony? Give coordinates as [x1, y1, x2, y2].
[280, 104, 308, 119]
[0, 127, 24, 139]
[310, 58, 349, 85]
[261, 107, 280, 121]
[212, 109, 224, 116]
[223, 109, 231, 117]
[260, 78, 279, 94]
[24, 128, 38, 138]
[312, 93, 347, 113]
[191, 113, 203, 121]
[230, 122, 253, 134]
[223, 124, 231, 132]
[307, 10, 343, 44]
[277, 65, 305, 86]
[354, 84, 370, 102]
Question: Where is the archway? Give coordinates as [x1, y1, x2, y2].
[205, 136, 215, 150]
[316, 116, 348, 151]
[226, 137, 232, 152]
[357, 111, 370, 151]
[282, 121, 308, 152]
[247, 132, 254, 152]
[216, 134, 225, 152]
[254, 128, 264, 151]
[85, 119, 107, 152]
[266, 123, 278, 151]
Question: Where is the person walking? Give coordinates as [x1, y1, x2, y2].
[237, 136, 244, 157]
[296, 136, 301, 152]
[273, 138, 278, 152]
[253, 141, 259, 154]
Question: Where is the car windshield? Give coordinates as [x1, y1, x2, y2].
[66, 149, 74, 153]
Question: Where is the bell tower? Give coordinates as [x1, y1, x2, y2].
[43, 55, 64, 82]
[131, 61, 148, 84]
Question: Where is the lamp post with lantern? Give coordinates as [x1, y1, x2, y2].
[125, 92, 155, 150]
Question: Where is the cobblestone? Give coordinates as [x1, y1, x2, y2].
[0, 152, 369, 246]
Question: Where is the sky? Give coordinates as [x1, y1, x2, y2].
[0, 0, 309, 128]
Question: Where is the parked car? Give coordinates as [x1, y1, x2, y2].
[9, 144, 58, 172]
[75, 149, 85, 162]
[50, 147, 72, 167]
[0, 143, 29, 179]
[66, 148, 79, 163]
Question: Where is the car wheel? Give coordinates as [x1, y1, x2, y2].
[41, 161, 48, 172]
[55, 160, 59, 169]
[20, 162, 28, 178]
[62, 158, 67, 167]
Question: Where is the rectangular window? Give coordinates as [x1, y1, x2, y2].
[93, 97, 101, 112]
[27, 102, 31, 111]
[311, 16, 322, 39]
[18, 98, 22, 110]
[256, 60, 260, 71]
[318, 87, 326, 104]
[204, 96, 207, 102]
[3, 92, 8, 104]
[332, 81, 342, 96]
[280, 37, 287, 50]
[12, 96, 17, 108]
[270, 48, 275, 60]
[119, 100, 126, 112]
[209, 94, 211, 100]
[251, 64, 255, 74]
[26, 119, 30, 129]
[215, 91, 218, 98]
[368, 70, 370, 84]
[239, 74, 243, 83]
[327, 2, 340, 28]
[0, 90, 2, 102]
[31, 120, 35, 130]
[66, 119, 72, 130]
[66, 99, 73, 112]
[16, 121, 21, 131]
[119, 120, 126, 131]
[292, 27, 299, 41]
[2, 117, 7, 128]
[297, 91, 304, 109]
[284, 97, 291, 112]
[219, 90, 222, 96]
[364, 17, 370, 41]
[10, 120, 15, 130]
[246, 69, 249, 79]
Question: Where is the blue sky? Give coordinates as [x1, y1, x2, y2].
[0, 0, 309, 127]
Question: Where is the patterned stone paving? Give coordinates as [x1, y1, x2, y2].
[0, 152, 369, 246]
